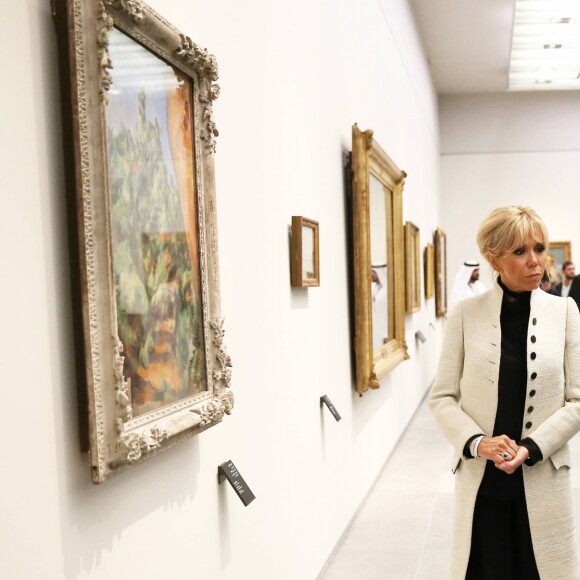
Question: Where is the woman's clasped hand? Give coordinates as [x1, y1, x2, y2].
[476, 435, 530, 474]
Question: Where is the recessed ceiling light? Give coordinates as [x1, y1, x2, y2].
[510, 1, 580, 90]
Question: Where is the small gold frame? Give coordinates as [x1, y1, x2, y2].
[290, 216, 320, 287]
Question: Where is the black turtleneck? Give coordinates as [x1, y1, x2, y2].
[493, 278, 531, 442]
[464, 278, 542, 498]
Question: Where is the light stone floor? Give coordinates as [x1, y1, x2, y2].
[321, 397, 580, 580]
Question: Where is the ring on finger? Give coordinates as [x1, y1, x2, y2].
[501, 451, 510, 460]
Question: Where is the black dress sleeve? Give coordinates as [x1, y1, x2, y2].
[518, 437, 543, 466]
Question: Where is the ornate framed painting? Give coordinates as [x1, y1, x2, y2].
[404, 221, 421, 314]
[54, 0, 233, 482]
[434, 228, 447, 317]
[290, 216, 320, 287]
[424, 243, 434, 299]
[351, 125, 409, 395]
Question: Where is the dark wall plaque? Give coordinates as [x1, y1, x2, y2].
[415, 330, 427, 343]
[320, 395, 342, 422]
[218, 460, 256, 507]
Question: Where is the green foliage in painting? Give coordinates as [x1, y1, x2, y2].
[107, 91, 205, 416]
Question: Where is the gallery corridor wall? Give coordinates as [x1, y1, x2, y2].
[0, 0, 443, 578]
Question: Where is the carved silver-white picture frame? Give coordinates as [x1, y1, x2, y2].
[54, 0, 233, 483]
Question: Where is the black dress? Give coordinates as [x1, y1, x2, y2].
[465, 283, 541, 580]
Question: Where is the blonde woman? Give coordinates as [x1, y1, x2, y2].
[429, 206, 580, 579]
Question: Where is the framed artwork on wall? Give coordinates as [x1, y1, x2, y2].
[424, 243, 434, 299]
[290, 216, 320, 287]
[54, 0, 233, 482]
[548, 241, 572, 270]
[434, 228, 448, 317]
[404, 221, 421, 314]
[350, 125, 409, 395]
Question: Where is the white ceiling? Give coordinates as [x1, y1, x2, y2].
[409, 0, 517, 94]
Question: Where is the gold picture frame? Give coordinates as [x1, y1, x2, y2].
[434, 228, 448, 317]
[290, 216, 320, 287]
[351, 125, 409, 395]
[548, 241, 572, 270]
[404, 222, 421, 314]
[424, 243, 435, 299]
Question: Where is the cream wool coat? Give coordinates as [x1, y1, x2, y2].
[429, 281, 580, 580]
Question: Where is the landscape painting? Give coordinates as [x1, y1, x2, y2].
[57, 0, 233, 482]
[105, 28, 207, 417]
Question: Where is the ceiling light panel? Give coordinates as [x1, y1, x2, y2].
[509, 0, 580, 90]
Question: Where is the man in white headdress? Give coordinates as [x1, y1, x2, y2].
[449, 260, 486, 307]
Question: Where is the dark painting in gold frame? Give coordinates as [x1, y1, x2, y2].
[434, 228, 447, 318]
[424, 243, 434, 299]
[404, 222, 421, 313]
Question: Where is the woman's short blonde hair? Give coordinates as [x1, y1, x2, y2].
[477, 206, 549, 261]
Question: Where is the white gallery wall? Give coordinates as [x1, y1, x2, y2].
[0, 1, 443, 579]
[440, 92, 580, 287]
